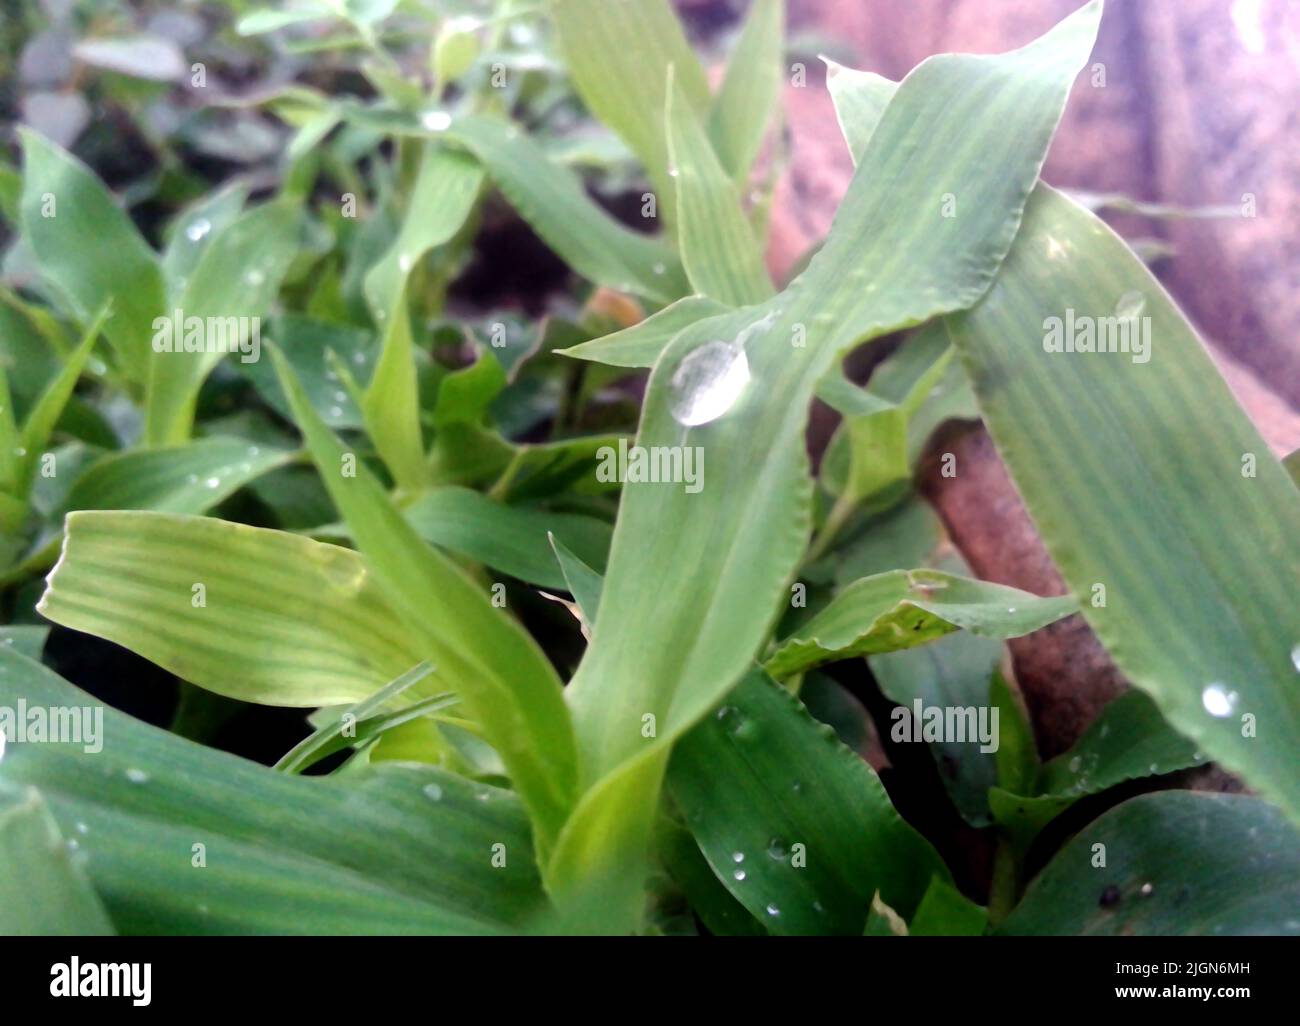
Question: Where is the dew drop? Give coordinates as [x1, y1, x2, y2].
[76, 822, 89, 835]
[328, 406, 344, 418]
[125, 768, 150, 784]
[1291, 643, 1300, 673]
[1115, 290, 1146, 321]
[766, 837, 789, 861]
[423, 783, 443, 802]
[186, 218, 211, 243]
[765, 903, 780, 917]
[244, 269, 265, 287]
[399, 253, 414, 273]
[422, 110, 452, 131]
[669, 341, 750, 427]
[204, 476, 220, 489]
[1068, 755, 1083, 773]
[733, 869, 746, 882]
[652, 262, 666, 276]
[1201, 683, 1238, 718]
[1139, 882, 1154, 897]
[731, 851, 745, 863]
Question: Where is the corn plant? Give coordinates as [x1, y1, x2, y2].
[1, 0, 1297, 936]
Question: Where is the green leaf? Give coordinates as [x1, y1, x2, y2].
[708, 0, 785, 184]
[363, 293, 430, 491]
[444, 115, 688, 303]
[399, 486, 611, 590]
[765, 569, 1076, 679]
[824, 58, 896, 164]
[548, 532, 605, 627]
[362, 144, 483, 320]
[558, 296, 730, 368]
[945, 185, 1300, 824]
[666, 69, 773, 306]
[551, 0, 710, 229]
[0, 625, 49, 660]
[1001, 792, 1300, 935]
[657, 816, 765, 936]
[145, 197, 302, 444]
[241, 315, 376, 430]
[64, 437, 295, 515]
[19, 129, 164, 385]
[161, 183, 250, 296]
[550, 1, 1103, 929]
[39, 511, 426, 706]
[909, 876, 987, 936]
[1035, 689, 1199, 799]
[0, 784, 114, 935]
[0, 648, 547, 934]
[272, 348, 579, 858]
[668, 670, 953, 935]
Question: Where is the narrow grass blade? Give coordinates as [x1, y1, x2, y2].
[708, 0, 785, 185]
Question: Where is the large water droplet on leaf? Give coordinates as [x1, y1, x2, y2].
[669, 340, 750, 427]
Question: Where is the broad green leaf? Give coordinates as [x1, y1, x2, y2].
[657, 816, 765, 936]
[64, 436, 295, 515]
[558, 296, 729, 367]
[1001, 792, 1300, 935]
[0, 625, 49, 660]
[146, 197, 302, 444]
[551, 0, 710, 229]
[161, 183, 249, 295]
[19, 129, 164, 385]
[765, 569, 1076, 679]
[401, 486, 611, 590]
[708, 0, 785, 184]
[0, 648, 547, 934]
[669, 670, 952, 935]
[945, 185, 1300, 824]
[39, 511, 425, 706]
[444, 115, 688, 303]
[909, 876, 987, 936]
[0, 784, 114, 935]
[666, 70, 773, 305]
[551, 2, 1103, 929]
[872, 630, 1003, 826]
[363, 144, 483, 319]
[1035, 689, 1200, 800]
[273, 349, 579, 857]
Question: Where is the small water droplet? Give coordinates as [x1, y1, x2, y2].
[1201, 683, 1238, 718]
[352, 352, 367, 366]
[766, 837, 789, 861]
[669, 341, 750, 427]
[185, 218, 211, 242]
[1006, 606, 1017, 615]
[1291, 643, 1300, 673]
[186, 473, 199, 485]
[125, 768, 150, 784]
[1068, 755, 1082, 773]
[333, 390, 347, 403]
[475, 789, 491, 802]
[733, 869, 746, 882]
[423, 783, 443, 802]
[399, 253, 414, 273]
[653, 262, 666, 275]
[422, 110, 452, 131]
[328, 406, 344, 418]
[75, 822, 89, 835]
[247, 446, 261, 457]
[204, 476, 220, 489]
[244, 269, 265, 287]
[791, 781, 803, 794]
[731, 851, 745, 863]
[765, 903, 780, 917]
[1139, 882, 1154, 897]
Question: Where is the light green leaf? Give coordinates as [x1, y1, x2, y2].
[765, 569, 1076, 679]
[19, 129, 164, 385]
[548, 532, 605, 626]
[909, 876, 987, 936]
[0, 648, 548, 934]
[946, 185, 1300, 824]
[273, 349, 579, 858]
[444, 115, 688, 303]
[666, 70, 774, 306]
[64, 436, 295, 515]
[669, 670, 953, 935]
[146, 197, 302, 444]
[551, 1, 1103, 929]
[1001, 792, 1300, 935]
[0, 784, 114, 935]
[400, 486, 611, 590]
[708, 0, 785, 184]
[824, 58, 896, 164]
[551, 0, 710, 229]
[39, 511, 426, 706]
[161, 183, 249, 296]
[558, 296, 729, 368]
[364, 293, 430, 491]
